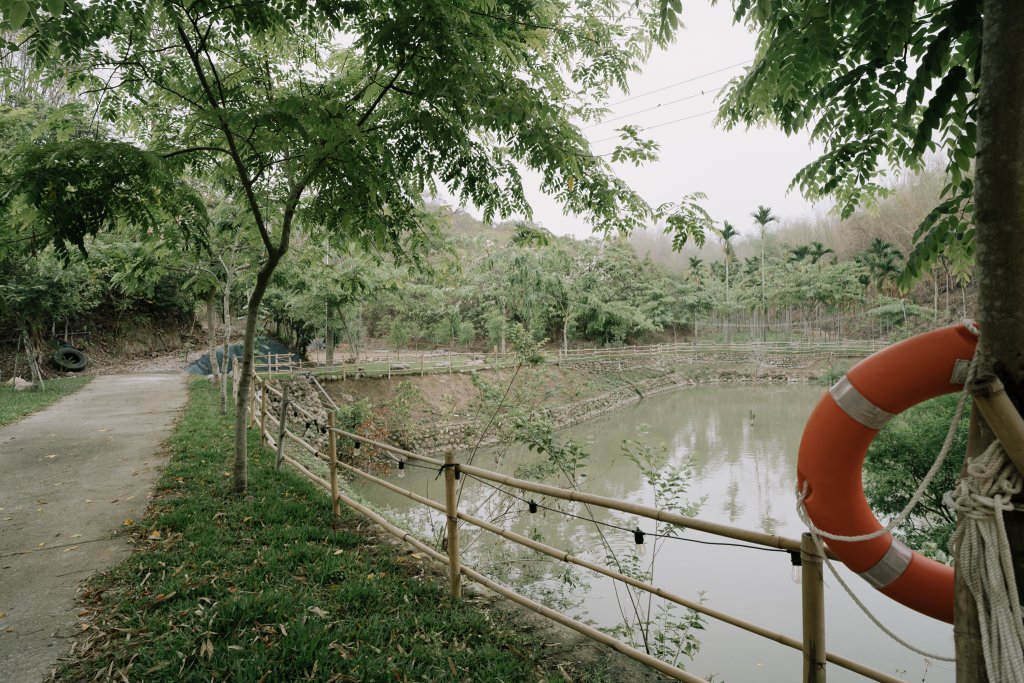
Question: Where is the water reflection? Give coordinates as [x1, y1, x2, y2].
[354, 384, 955, 682]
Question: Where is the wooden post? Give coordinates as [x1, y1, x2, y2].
[969, 374, 1024, 476]
[260, 381, 269, 446]
[801, 532, 826, 682]
[328, 412, 340, 519]
[444, 451, 462, 598]
[275, 386, 289, 471]
[248, 374, 257, 428]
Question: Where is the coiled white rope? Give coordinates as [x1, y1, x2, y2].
[945, 439, 1024, 681]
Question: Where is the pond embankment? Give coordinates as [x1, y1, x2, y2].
[321, 349, 851, 455]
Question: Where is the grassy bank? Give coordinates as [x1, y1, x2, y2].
[53, 380, 587, 682]
[0, 376, 91, 426]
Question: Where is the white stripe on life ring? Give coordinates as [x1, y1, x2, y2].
[859, 538, 913, 589]
[829, 376, 895, 430]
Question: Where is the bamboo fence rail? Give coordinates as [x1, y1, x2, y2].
[251, 374, 909, 683]
[252, 337, 885, 380]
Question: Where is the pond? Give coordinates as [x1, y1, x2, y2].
[354, 384, 955, 682]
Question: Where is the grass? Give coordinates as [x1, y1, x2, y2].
[0, 376, 92, 426]
[54, 379, 585, 682]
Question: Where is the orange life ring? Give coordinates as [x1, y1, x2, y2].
[797, 323, 978, 624]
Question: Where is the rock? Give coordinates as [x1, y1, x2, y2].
[5, 377, 33, 390]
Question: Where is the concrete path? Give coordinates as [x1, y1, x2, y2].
[0, 375, 187, 682]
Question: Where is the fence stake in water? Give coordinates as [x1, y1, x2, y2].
[444, 451, 462, 598]
[328, 412, 340, 519]
[801, 532, 826, 682]
[275, 385, 289, 471]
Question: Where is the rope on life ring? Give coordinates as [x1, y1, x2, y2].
[796, 322, 978, 624]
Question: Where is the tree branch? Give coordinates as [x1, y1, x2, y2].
[174, 19, 275, 257]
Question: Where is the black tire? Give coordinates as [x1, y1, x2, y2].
[53, 347, 87, 371]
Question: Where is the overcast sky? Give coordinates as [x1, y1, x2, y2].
[448, 4, 831, 241]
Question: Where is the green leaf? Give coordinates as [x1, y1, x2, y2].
[8, 1, 29, 30]
[45, 0, 62, 15]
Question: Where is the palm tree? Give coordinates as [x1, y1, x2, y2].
[788, 244, 811, 264]
[716, 221, 740, 304]
[715, 221, 741, 343]
[857, 238, 904, 295]
[750, 205, 778, 307]
[809, 241, 836, 265]
[687, 256, 705, 284]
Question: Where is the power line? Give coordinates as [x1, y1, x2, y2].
[583, 84, 726, 130]
[606, 59, 751, 106]
[591, 108, 720, 152]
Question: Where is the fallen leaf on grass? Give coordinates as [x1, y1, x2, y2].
[147, 531, 162, 540]
[309, 606, 329, 618]
[151, 592, 176, 606]
[122, 519, 134, 527]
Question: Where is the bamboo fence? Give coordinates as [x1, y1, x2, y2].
[252, 338, 886, 380]
[250, 372, 910, 683]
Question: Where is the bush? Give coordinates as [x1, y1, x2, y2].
[863, 393, 968, 561]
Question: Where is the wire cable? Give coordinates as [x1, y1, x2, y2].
[583, 84, 726, 130]
[462, 472, 789, 555]
[606, 59, 750, 106]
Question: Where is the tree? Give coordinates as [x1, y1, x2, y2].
[14, 0, 673, 494]
[707, 0, 1022, 675]
[750, 204, 777, 321]
[808, 241, 835, 266]
[686, 256, 705, 285]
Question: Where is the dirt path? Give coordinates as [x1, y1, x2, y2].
[0, 375, 187, 683]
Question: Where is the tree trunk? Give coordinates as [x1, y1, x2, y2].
[206, 289, 218, 381]
[562, 315, 569, 354]
[20, 326, 44, 390]
[955, 2, 1024, 679]
[325, 302, 335, 367]
[221, 267, 233, 415]
[233, 255, 280, 494]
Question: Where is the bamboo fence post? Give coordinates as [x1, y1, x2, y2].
[328, 412, 340, 519]
[248, 374, 257, 428]
[275, 386, 289, 471]
[444, 451, 462, 598]
[801, 532, 826, 682]
[260, 380, 269, 446]
[968, 373, 1024, 476]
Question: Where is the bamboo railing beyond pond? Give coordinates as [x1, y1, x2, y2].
[253, 338, 886, 380]
[248, 374, 907, 683]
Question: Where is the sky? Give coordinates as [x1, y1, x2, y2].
[446, 3, 830, 241]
